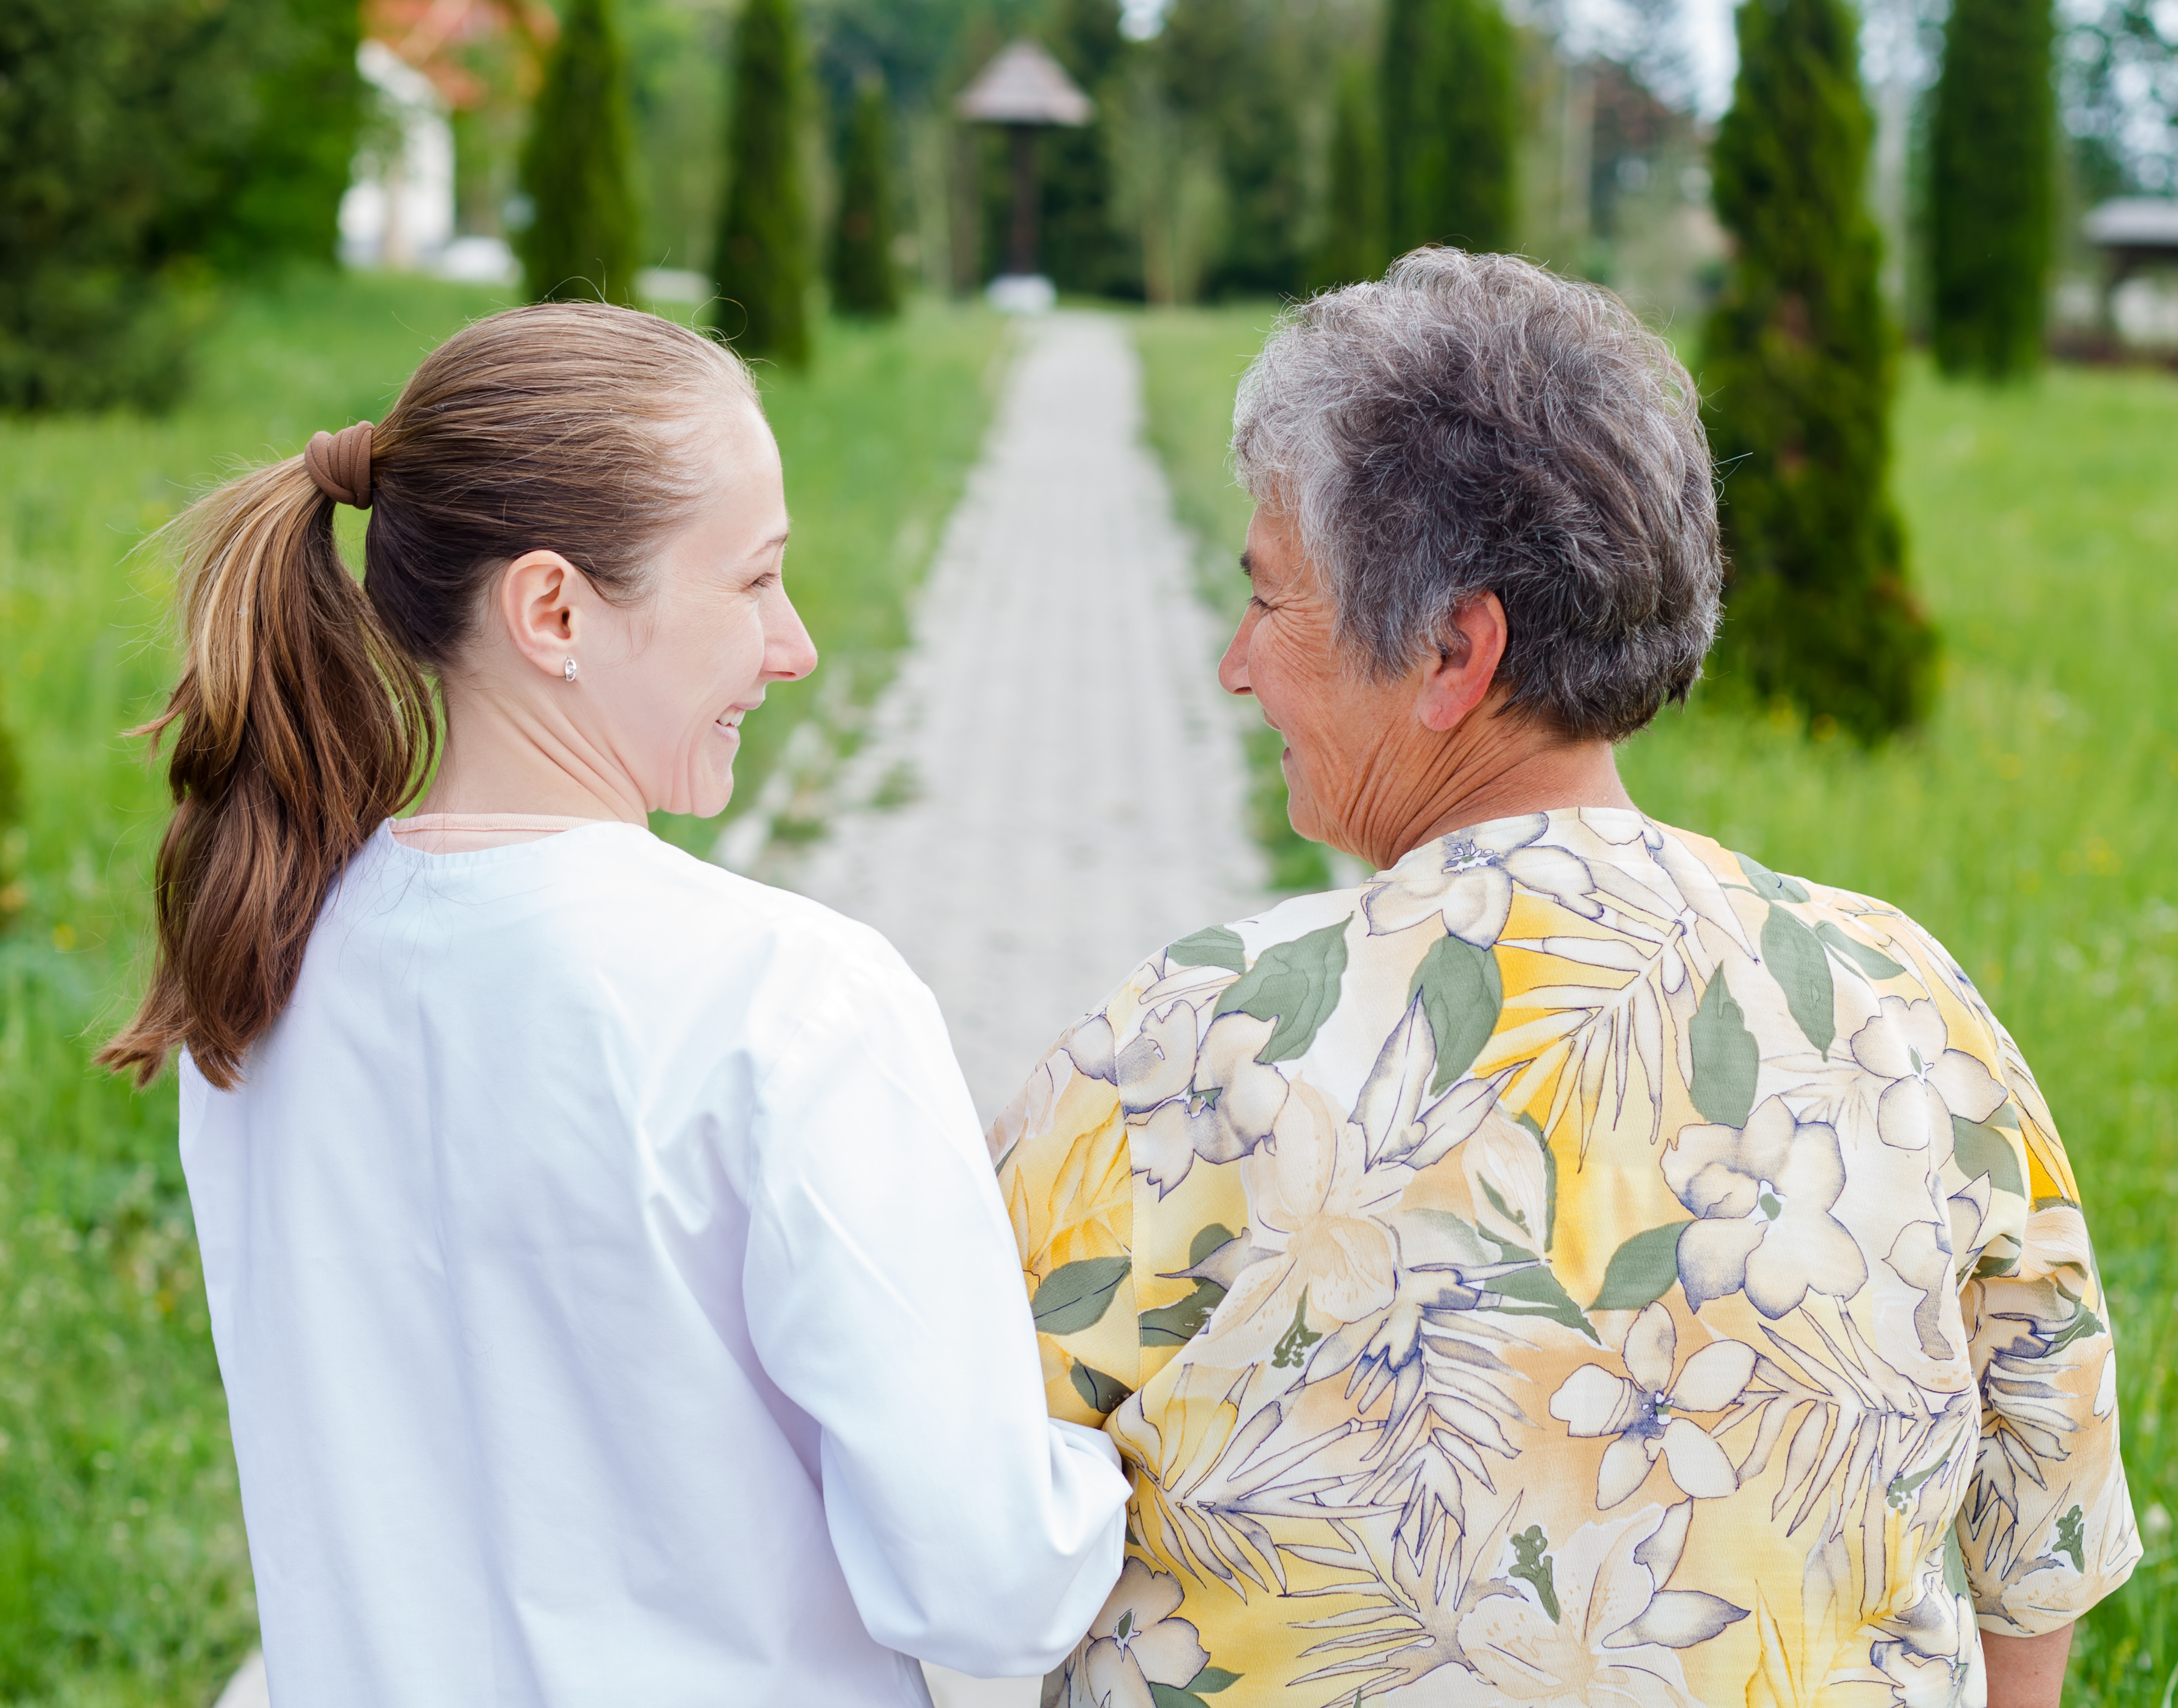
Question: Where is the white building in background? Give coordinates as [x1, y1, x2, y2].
[338, 40, 458, 272]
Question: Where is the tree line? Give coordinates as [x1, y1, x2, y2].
[0, 0, 2165, 756]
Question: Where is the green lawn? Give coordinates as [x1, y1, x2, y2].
[1134, 305, 2177, 1705]
[0, 271, 1001, 1706]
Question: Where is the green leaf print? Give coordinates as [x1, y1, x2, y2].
[1943, 1528, 1971, 1595]
[1689, 971, 1760, 1128]
[1214, 919, 1351, 1065]
[1409, 931, 1504, 1093]
[2055, 1504, 2086, 1570]
[1736, 851, 1811, 904]
[2048, 1303, 2108, 1356]
[1069, 1360, 1132, 1416]
[1761, 904, 1836, 1058]
[1033, 1257, 1131, 1334]
[1167, 925, 1247, 973]
[1488, 1260, 1601, 1343]
[1271, 1292, 1323, 1369]
[1148, 1689, 1203, 1708]
[1518, 1112, 1559, 1253]
[1953, 1113, 2026, 1200]
[1590, 1221, 1693, 1311]
[1140, 1279, 1226, 1345]
[1813, 919, 1906, 982]
[1509, 1524, 1561, 1622]
[1188, 1667, 1242, 1693]
[1143, 1224, 1244, 1343]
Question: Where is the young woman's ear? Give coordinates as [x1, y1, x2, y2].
[497, 551, 590, 679]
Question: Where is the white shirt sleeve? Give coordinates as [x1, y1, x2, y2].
[739, 933, 1129, 1677]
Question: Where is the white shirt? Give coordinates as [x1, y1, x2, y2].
[181, 822, 1127, 1707]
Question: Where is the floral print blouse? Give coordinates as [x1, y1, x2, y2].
[992, 809, 2139, 1708]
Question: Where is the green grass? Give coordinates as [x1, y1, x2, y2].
[0, 270, 1001, 1706]
[1134, 306, 2178, 1704]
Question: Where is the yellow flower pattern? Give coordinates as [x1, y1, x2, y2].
[991, 809, 2139, 1707]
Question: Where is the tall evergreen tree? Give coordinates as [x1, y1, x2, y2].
[1702, 0, 1935, 740]
[1380, 0, 1517, 255]
[714, 0, 811, 366]
[1159, 0, 1308, 297]
[1312, 61, 1387, 289]
[1929, 0, 2055, 378]
[830, 80, 899, 317]
[517, 0, 641, 303]
[1042, 0, 1136, 298]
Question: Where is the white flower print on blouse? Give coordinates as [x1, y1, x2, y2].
[1457, 1501, 1741, 1706]
[1549, 1302, 1754, 1508]
[1362, 813, 1603, 946]
[1664, 1095, 1869, 1318]
[1063, 1559, 1211, 1708]
[1848, 995, 2008, 1151]
[1197, 1080, 1409, 1367]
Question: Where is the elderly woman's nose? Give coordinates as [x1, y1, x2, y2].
[1217, 619, 1255, 696]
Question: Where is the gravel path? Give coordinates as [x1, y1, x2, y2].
[798, 310, 1265, 1128]
[798, 309, 1264, 1708]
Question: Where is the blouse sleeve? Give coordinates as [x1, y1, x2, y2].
[1954, 1018, 2142, 1634]
[741, 936, 1128, 1676]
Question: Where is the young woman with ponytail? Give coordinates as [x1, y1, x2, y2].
[104, 303, 1125, 1706]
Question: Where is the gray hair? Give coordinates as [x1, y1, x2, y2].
[1231, 248, 1722, 743]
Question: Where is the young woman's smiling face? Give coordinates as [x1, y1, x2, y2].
[578, 402, 816, 818]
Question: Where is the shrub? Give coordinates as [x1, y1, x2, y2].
[1701, 0, 1936, 740]
[1380, 0, 1517, 256]
[204, 0, 363, 273]
[517, 0, 642, 304]
[1312, 61, 1388, 290]
[1930, 0, 2055, 379]
[714, 0, 812, 367]
[831, 80, 899, 318]
[0, 0, 255, 409]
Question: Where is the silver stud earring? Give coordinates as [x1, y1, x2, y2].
[563, 656, 579, 683]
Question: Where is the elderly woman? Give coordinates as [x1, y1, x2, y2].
[993, 250, 2137, 1708]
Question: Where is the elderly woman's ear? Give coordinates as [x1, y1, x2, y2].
[1415, 594, 1508, 733]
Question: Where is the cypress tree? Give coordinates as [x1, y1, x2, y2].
[516, 0, 641, 304]
[1702, 0, 1935, 740]
[1380, 0, 1517, 256]
[1042, 0, 1135, 298]
[830, 80, 899, 318]
[1158, 0, 1309, 298]
[1929, 0, 2055, 379]
[714, 0, 812, 368]
[1312, 61, 1387, 289]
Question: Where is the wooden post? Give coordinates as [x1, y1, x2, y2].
[1008, 125, 1040, 277]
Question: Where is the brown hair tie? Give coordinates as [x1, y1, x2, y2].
[304, 421, 375, 509]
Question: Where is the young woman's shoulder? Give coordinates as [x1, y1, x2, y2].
[554, 826, 921, 1008]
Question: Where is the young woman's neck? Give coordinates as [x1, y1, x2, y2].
[418, 682, 647, 824]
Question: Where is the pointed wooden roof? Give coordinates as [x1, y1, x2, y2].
[955, 40, 1094, 127]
